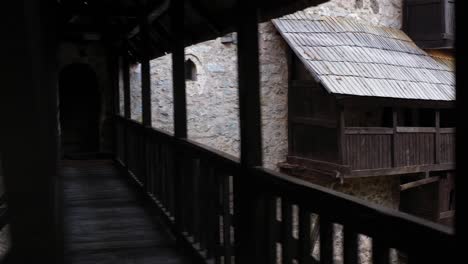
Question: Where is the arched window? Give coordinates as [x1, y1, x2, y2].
[185, 59, 197, 81]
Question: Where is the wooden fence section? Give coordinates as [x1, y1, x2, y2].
[115, 116, 454, 264]
[344, 127, 455, 171]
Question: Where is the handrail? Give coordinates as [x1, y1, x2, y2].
[253, 166, 454, 252]
[115, 115, 455, 263]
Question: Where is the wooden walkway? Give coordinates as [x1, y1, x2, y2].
[62, 159, 191, 264]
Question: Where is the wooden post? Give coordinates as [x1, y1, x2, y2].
[171, 0, 187, 235]
[337, 105, 346, 165]
[435, 110, 440, 164]
[1, 1, 61, 261]
[172, 0, 187, 139]
[235, 1, 266, 263]
[141, 17, 152, 127]
[122, 51, 131, 168]
[391, 109, 398, 168]
[140, 13, 152, 191]
[123, 52, 131, 119]
[111, 53, 120, 117]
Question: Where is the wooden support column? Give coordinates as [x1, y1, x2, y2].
[435, 110, 441, 164]
[1, 1, 61, 262]
[140, 13, 152, 190]
[337, 105, 346, 166]
[123, 52, 131, 119]
[172, 1, 187, 139]
[111, 52, 120, 116]
[391, 109, 398, 168]
[235, 1, 265, 263]
[141, 17, 152, 127]
[122, 51, 131, 167]
[171, 0, 187, 234]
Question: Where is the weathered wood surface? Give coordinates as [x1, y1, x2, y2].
[62, 159, 191, 264]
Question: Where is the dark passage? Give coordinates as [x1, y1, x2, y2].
[62, 160, 191, 264]
[59, 64, 101, 158]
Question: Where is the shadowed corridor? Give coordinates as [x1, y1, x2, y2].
[62, 159, 191, 264]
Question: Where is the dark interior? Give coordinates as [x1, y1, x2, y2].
[59, 63, 101, 158]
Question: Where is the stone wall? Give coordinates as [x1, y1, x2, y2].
[127, 0, 404, 208]
[144, 26, 289, 166]
[305, 0, 403, 29]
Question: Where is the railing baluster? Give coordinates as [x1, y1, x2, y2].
[198, 161, 208, 253]
[373, 239, 389, 264]
[267, 197, 278, 264]
[299, 208, 312, 263]
[282, 199, 293, 264]
[343, 227, 358, 264]
[192, 159, 201, 245]
[319, 217, 333, 264]
[222, 173, 233, 264]
[206, 166, 218, 261]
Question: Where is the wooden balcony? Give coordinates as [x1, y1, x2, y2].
[281, 125, 455, 181]
[342, 126, 455, 177]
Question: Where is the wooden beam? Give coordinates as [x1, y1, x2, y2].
[345, 127, 393, 135]
[348, 163, 455, 178]
[291, 116, 337, 128]
[396, 127, 437, 133]
[439, 210, 455, 219]
[336, 95, 455, 109]
[400, 176, 441, 191]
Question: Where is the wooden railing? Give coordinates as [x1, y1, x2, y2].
[344, 127, 455, 171]
[115, 116, 454, 264]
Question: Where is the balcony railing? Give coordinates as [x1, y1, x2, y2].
[115, 116, 454, 264]
[343, 126, 455, 177]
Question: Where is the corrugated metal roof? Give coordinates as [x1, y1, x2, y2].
[272, 13, 455, 101]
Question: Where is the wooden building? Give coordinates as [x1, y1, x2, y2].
[274, 14, 455, 225]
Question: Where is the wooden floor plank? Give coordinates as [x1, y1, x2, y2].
[62, 160, 191, 264]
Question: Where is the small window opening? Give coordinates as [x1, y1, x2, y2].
[185, 59, 197, 81]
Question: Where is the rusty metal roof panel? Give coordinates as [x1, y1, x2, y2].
[272, 13, 455, 101]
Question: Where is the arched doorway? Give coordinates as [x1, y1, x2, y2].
[59, 63, 100, 158]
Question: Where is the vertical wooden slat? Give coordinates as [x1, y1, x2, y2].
[343, 228, 358, 264]
[319, 217, 333, 264]
[373, 239, 389, 264]
[337, 105, 346, 165]
[391, 109, 397, 168]
[206, 168, 218, 259]
[298, 208, 312, 263]
[192, 159, 201, 244]
[267, 197, 279, 264]
[223, 174, 233, 264]
[282, 200, 293, 264]
[198, 161, 208, 252]
[435, 110, 441, 164]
